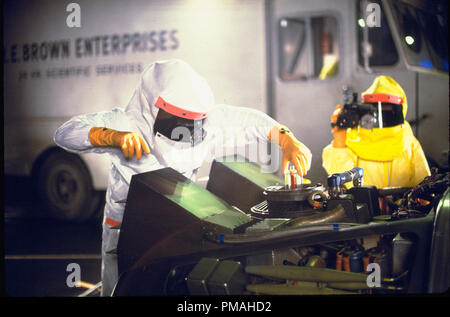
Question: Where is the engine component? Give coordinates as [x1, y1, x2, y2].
[251, 167, 372, 224]
[246, 265, 370, 283]
[306, 255, 327, 268]
[275, 204, 347, 229]
[262, 183, 326, 218]
[246, 282, 355, 295]
[380, 168, 449, 220]
[113, 158, 440, 295]
[427, 188, 450, 293]
[392, 233, 414, 277]
[186, 258, 220, 295]
[206, 156, 284, 213]
[116, 167, 255, 276]
[347, 185, 380, 218]
[208, 222, 356, 245]
[186, 258, 247, 295]
[349, 250, 365, 273]
[207, 260, 248, 295]
[325, 195, 372, 224]
[323, 167, 373, 223]
[284, 163, 304, 189]
[374, 252, 391, 279]
[245, 248, 302, 266]
[336, 247, 345, 271]
[327, 167, 364, 198]
[399, 168, 449, 216]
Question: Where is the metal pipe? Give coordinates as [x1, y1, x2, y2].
[377, 187, 412, 197]
[276, 204, 347, 229]
[209, 206, 356, 245]
[246, 265, 369, 283]
[246, 283, 356, 295]
[211, 225, 339, 245]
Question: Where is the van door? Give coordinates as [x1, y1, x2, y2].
[267, 0, 354, 183]
[268, 0, 448, 183]
[386, 0, 449, 169]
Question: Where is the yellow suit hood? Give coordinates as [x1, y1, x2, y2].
[346, 76, 412, 161]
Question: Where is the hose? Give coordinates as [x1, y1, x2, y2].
[377, 187, 412, 197]
[276, 204, 347, 229]
[207, 205, 358, 245]
[210, 225, 346, 245]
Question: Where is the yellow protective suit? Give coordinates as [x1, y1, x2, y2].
[322, 76, 430, 188]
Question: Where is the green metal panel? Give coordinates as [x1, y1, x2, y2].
[217, 157, 284, 188]
[163, 171, 253, 230]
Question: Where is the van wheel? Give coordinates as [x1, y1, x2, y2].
[33, 149, 100, 222]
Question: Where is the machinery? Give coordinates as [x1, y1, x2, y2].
[113, 156, 449, 296]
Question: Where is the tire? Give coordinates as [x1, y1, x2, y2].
[33, 149, 100, 222]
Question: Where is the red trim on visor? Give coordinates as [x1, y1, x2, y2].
[362, 93, 403, 105]
[105, 217, 121, 227]
[154, 96, 208, 120]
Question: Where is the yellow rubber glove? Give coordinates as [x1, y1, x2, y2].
[269, 125, 312, 176]
[331, 105, 347, 148]
[89, 127, 150, 160]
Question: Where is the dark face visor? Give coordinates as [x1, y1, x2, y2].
[370, 102, 404, 127]
[361, 93, 404, 128]
[153, 108, 207, 146]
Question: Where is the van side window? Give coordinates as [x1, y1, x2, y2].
[278, 15, 339, 81]
[357, 0, 398, 67]
[391, 1, 448, 72]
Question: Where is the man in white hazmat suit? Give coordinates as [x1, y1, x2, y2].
[54, 59, 312, 296]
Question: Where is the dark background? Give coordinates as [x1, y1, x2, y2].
[3, 175, 103, 297]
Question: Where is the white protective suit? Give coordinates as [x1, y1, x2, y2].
[54, 59, 279, 296]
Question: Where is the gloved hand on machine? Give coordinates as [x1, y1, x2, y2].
[269, 125, 312, 178]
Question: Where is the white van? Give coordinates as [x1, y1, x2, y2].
[3, 0, 448, 221]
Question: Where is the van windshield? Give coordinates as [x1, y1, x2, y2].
[357, 0, 399, 68]
[390, 0, 448, 72]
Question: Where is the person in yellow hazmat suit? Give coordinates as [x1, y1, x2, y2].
[322, 75, 430, 188]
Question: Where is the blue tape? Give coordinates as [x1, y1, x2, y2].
[333, 224, 339, 231]
[219, 234, 224, 244]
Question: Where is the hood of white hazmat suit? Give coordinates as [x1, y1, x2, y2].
[124, 59, 215, 173]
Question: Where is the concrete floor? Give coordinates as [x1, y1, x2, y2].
[3, 175, 103, 297]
